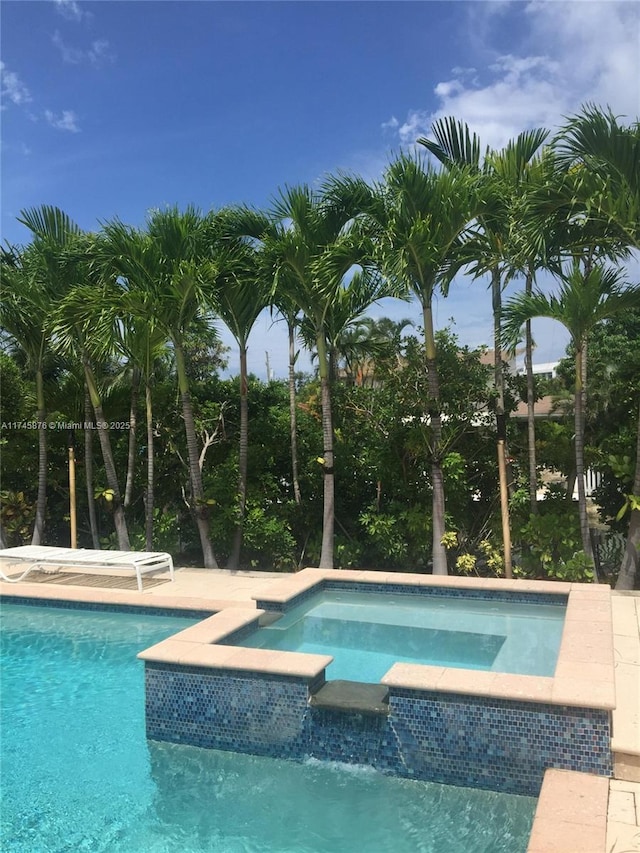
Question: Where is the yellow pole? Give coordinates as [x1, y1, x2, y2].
[497, 439, 512, 578]
[68, 431, 77, 549]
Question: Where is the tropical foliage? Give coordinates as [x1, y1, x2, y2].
[1, 104, 639, 587]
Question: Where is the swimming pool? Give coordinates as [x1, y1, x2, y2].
[234, 588, 565, 681]
[0, 602, 536, 852]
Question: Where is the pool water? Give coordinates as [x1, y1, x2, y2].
[239, 590, 565, 681]
[0, 603, 536, 853]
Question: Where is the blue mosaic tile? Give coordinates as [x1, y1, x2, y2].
[325, 580, 566, 607]
[145, 663, 311, 758]
[255, 579, 567, 613]
[0, 595, 214, 619]
[387, 688, 611, 795]
[144, 663, 611, 797]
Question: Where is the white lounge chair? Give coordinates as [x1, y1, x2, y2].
[0, 546, 175, 592]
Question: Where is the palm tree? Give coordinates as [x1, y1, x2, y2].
[221, 208, 306, 510]
[83, 386, 101, 548]
[328, 317, 377, 385]
[274, 289, 303, 505]
[52, 260, 132, 551]
[267, 185, 385, 568]
[209, 235, 272, 568]
[113, 309, 168, 550]
[97, 208, 219, 567]
[419, 120, 549, 577]
[0, 240, 56, 546]
[503, 263, 640, 564]
[328, 157, 481, 574]
[223, 191, 388, 568]
[499, 147, 572, 514]
[299, 269, 400, 385]
[554, 104, 639, 250]
[2, 210, 102, 547]
[554, 104, 640, 588]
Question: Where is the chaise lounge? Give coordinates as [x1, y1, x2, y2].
[0, 545, 175, 592]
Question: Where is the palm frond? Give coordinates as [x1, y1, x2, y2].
[18, 205, 82, 245]
[418, 117, 483, 169]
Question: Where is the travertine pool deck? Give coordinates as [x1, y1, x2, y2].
[1, 564, 638, 852]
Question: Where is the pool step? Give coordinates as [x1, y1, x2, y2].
[309, 680, 390, 715]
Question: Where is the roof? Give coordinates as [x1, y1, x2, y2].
[512, 395, 567, 419]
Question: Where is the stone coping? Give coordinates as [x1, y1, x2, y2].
[0, 581, 248, 614]
[137, 608, 333, 679]
[526, 768, 609, 852]
[251, 567, 576, 603]
[3, 569, 616, 710]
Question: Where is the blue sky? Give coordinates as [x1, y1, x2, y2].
[2, 0, 639, 379]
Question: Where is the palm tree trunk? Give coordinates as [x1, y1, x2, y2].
[525, 269, 538, 514]
[124, 366, 140, 508]
[317, 333, 335, 569]
[288, 321, 302, 505]
[616, 401, 640, 590]
[229, 344, 249, 569]
[145, 379, 154, 552]
[423, 303, 448, 575]
[174, 339, 218, 569]
[492, 267, 513, 578]
[85, 360, 130, 550]
[31, 369, 47, 546]
[574, 343, 594, 563]
[84, 388, 100, 549]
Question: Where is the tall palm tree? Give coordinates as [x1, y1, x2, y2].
[2, 210, 83, 547]
[274, 289, 303, 505]
[328, 157, 481, 574]
[113, 309, 168, 550]
[267, 185, 385, 568]
[0, 241, 56, 546]
[419, 120, 549, 577]
[503, 263, 640, 564]
[84, 386, 101, 548]
[221, 208, 305, 509]
[554, 104, 640, 587]
[97, 208, 219, 567]
[223, 191, 386, 568]
[52, 263, 132, 551]
[209, 236, 272, 568]
[501, 147, 570, 514]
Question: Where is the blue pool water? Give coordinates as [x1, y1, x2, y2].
[239, 590, 565, 681]
[0, 602, 536, 852]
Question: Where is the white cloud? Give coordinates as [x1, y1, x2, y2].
[53, 0, 88, 23]
[1, 62, 32, 108]
[45, 109, 80, 133]
[52, 30, 83, 64]
[88, 40, 112, 66]
[52, 30, 115, 67]
[388, 1, 639, 152]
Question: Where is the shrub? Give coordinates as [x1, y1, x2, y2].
[0, 490, 35, 546]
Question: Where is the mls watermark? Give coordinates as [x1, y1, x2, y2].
[1, 421, 131, 431]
